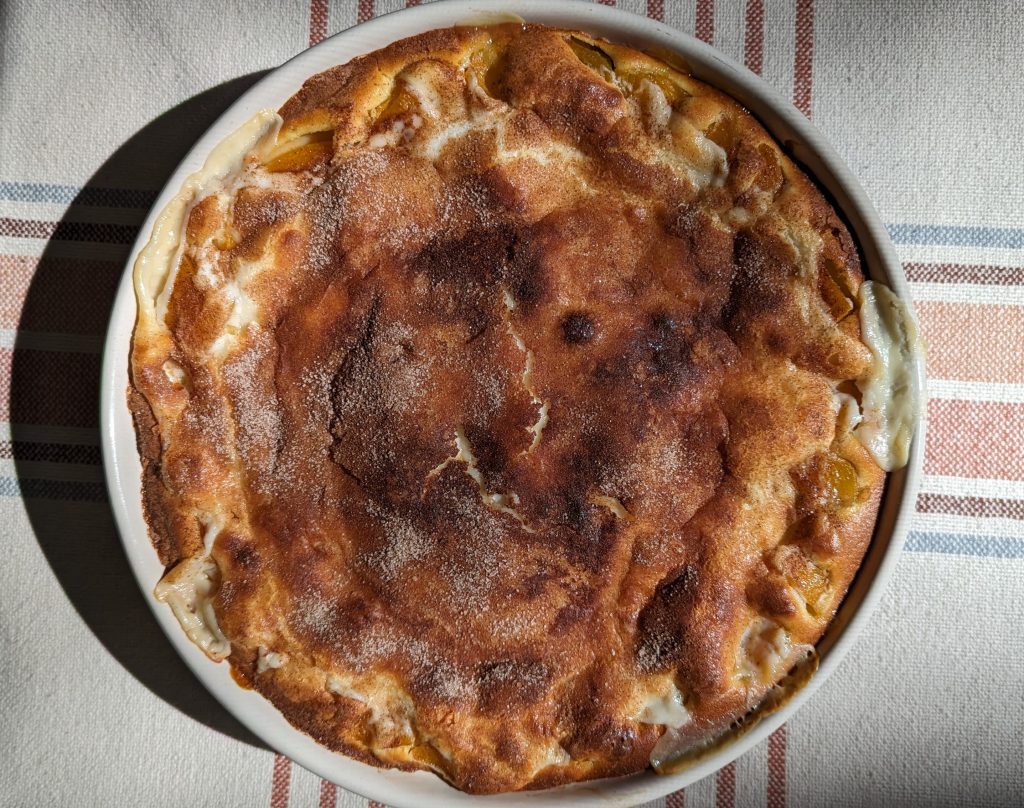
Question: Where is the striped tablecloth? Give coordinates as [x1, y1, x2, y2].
[2, 1, 1022, 806]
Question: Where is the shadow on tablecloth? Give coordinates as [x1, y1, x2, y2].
[11, 70, 272, 750]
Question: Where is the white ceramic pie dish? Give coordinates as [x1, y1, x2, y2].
[100, 1, 926, 805]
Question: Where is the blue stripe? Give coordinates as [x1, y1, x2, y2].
[887, 223, 1024, 250]
[0, 476, 1019, 558]
[0, 476, 107, 502]
[0, 182, 155, 209]
[905, 531, 1024, 559]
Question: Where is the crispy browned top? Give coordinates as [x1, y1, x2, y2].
[129, 24, 884, 794]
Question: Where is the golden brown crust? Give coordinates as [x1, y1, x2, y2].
[129, 24, 884, 793]
[128, 385, 178, 567]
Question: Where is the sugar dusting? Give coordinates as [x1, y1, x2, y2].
[362, 503, 434, 583]
[221, 326, 283, 478]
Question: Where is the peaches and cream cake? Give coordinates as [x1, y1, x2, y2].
[128, 23, 919, 794]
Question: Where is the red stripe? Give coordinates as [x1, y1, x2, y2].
[743, 0, 764, 75]
[0, 216, 137, 244]
[918, 492, 1024, 521]
[793, 0, 815, 117]
[2, 348, 101, 428]
[270, 755, 292, 808]
[357, 0, 374, 24]
[904, 261, 1024, 286]
[597, 0, 615, 5]
[317, 779, 337, 808]
[916, 301, 1024, 384]
[666, 788, 686, 808]
[926, 400, 1024, 481]
[0, 254, 37, 329]
[1, 254, 120, 333]
[695, 0, 715, 43]
[0, 441, 101, 465]
[9, 478, 105, 502]
[405, 0, 421, 5]
[368, 802, 387, 808]
[715, 761, 736, 808]
[309, 0, 329, 46]
[767, 725, 787, 808]
[647, 0, 665, 21]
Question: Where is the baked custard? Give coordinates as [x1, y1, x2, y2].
[129, 24, 919, 794]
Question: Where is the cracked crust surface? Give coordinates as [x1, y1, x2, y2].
[129, 24, 884, 794]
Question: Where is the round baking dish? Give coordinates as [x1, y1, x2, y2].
[100, 2, 926, 805]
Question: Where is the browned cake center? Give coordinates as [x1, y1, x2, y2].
[256, 187, 734, 739]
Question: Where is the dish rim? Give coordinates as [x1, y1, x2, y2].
[99, 2, 927, 805]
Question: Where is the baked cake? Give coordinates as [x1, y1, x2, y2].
[128, 23, 919, 794]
